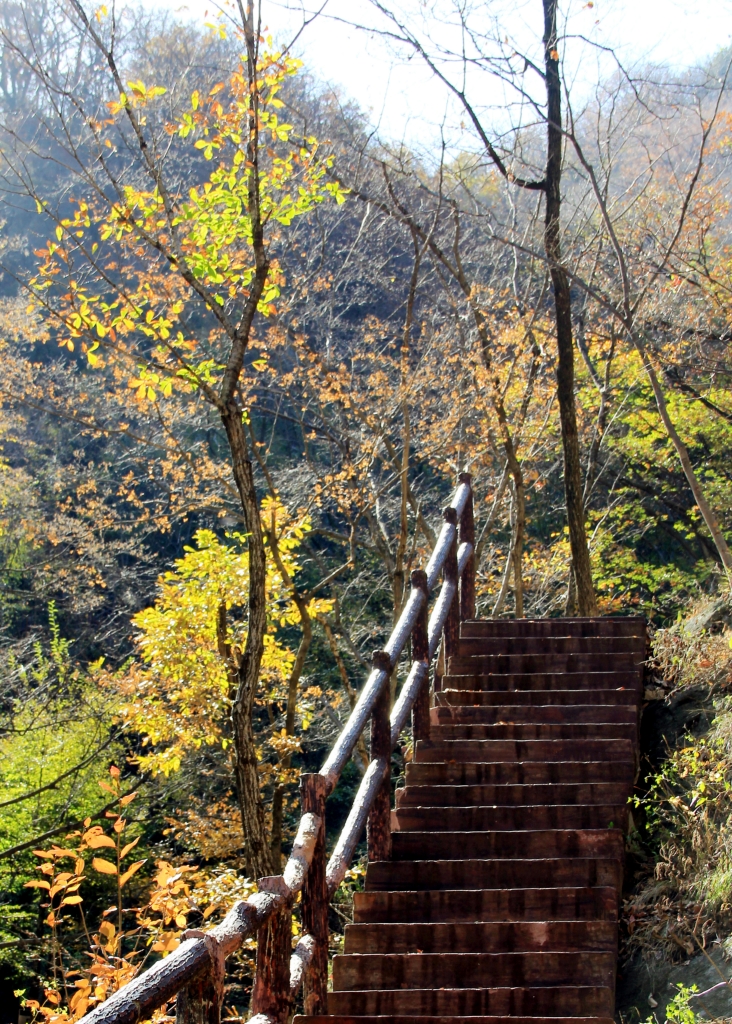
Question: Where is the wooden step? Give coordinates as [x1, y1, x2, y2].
[365, 857, 623, 891]
[447, 653, 644, 675]
[396, 782, 631, 808]
[404, 760, 634, 786]
[353, 887, 619, 923]
[457, 636, 646, 656]
[297, 1016, 616, 1024]
[436, 688, 638, 706]
[390, 829, 624, 861]
[332, 950, 615, 990]
[461, 617, 645, 638]
[327, 987, 615, 1016]
[428, 722, 637, 743]
[432, 704, 637, 724]
[414, 738, 634, 763]
[391, 805, 627, 832]
[342, 919, 617, 954]
[441, 672, 640, 692]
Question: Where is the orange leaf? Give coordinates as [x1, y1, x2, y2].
[86, 833, 116, 850]
[92, 857, 118, 875]
[119, 792, 137, 807]
[120, 836, 140, 860]
[118, 858, 146, 888]
[109, 765, 120, 777]
[24, 880, 50, 889]
[61, 895, 84, 906]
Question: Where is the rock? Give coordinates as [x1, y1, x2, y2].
[616, 946, 732, 1022]
[682, 597, 732, 635]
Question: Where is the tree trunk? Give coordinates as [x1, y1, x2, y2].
[270, 616, 312, 869]
[543, 0, 597, 616]
[632, 334, 732, 573]
[221, 401, 274, 880]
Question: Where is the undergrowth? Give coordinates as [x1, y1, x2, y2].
[625, 616, 732, 965]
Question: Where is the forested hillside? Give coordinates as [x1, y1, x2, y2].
[0, 1, 731, 1021]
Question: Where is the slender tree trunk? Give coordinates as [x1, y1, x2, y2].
[543, 0, 597, 616]
[632, 334, 732, 573]
[221, 402, 273, 880]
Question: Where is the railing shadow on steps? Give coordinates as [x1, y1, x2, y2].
[78, 474, 476, 1024]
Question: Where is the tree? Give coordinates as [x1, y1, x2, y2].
[6, 0, 344, 877]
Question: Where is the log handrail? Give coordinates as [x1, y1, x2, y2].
[79, 474, 476, 1024]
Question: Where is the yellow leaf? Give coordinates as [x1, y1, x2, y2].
[92, 857, 118, 875]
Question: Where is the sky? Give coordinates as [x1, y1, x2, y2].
[147, 0, 732, 148]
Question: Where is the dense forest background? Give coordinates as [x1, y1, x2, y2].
[1, 1, 732, 1020]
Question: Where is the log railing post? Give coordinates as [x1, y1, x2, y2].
[367, 650, 392, 862]
[458, 472, 476, 621]
[176, 936, 225, 1024]
[410, 569, 430, 744]
[250, 877, 292, 1024]
[175, 972, 222, 1024]
[300, 773, 329, 1016]
[443, 507, 460, 664]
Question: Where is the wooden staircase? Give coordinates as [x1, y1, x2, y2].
[295, 615, 646, 1024]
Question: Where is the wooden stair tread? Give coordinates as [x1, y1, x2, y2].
[296, 1017, 616, 1024]
[436, 688, 638, 705]
[353, 887, 618, 922]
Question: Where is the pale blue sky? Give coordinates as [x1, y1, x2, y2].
[149, 0, 732, 147]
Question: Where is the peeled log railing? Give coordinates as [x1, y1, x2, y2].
[79, 473, 476, 1024]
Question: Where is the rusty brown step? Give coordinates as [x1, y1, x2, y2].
[432, 704, 637, 724]
[365, 857, 623, 891]
[457, 636, 646, 656]
[390, 828, 624, 861]
[297, 1016, 616, 1024]
[404, 759, 634, 786]
[396, 782, 630, 808]
[332, 950, 615, 991]
[461, 616, 646, 638]
[391, 805, 627, 832]
[327, 987, 614, 1017]
[414, 737, 634, 763]
[428, 723, 637, 743]
[342, 919, 617, 954]
[441, 672, 640, 692]
[353, 886, 618, 923]
[436, 688, 638, 706]
[447, 653, 644, 675]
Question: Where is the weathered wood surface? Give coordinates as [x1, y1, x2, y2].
[391, 661, 429, 749]
[326, 757, 388, 895]
[289, 933, 316, 998]
[459, 472, 476, 621]
[367, 653, 392, 862]
[443, 508, 460, 661]
[250, 894, 291, 1023]
[318, 665, 388, 789]
[410, 569, 431, 744]
[300, 774, 329, 1016]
